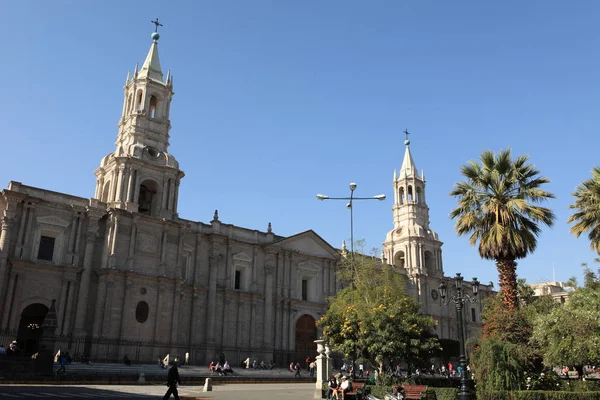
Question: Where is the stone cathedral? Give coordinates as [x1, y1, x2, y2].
[382, 137, 494, 341]
[0, 30, 491, 366]
[0, 31, 340, 365]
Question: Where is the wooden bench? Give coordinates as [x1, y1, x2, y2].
[394, 384, 428, 400]
[344, 381, 365, 400]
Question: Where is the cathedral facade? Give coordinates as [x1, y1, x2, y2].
[0, 30, 491, 367]
[0, 32, 339, 365]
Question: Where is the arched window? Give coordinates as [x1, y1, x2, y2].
[149, 95, 158, 119]
[395, 251, 406, 269]
[101, 181, 111, 202]
[416, 187, 422, 204]
[136, 301, 149, 323]
[407, 185, 413, 201]
[138, 180, 159, 216]
[126, 94, 133, 114]
[399, 187, 405, 205]
[135, 90, 144, 111]
[424, 250, 435, 273]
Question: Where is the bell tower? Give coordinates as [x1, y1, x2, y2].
[382, 132, 443, 277]
[94, 24, 184, 219]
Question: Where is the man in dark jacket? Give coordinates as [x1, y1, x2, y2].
[163, 365, 181, 400]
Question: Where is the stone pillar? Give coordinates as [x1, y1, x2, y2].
[264, 261, 275, 349]
[92, 275, 108, 337]
[0, 216, 15, 325]
[73, 208, 103, 335]
[170, 283, 182, 344]
[205, 252, 219, 361]
[314, 339, 332, 399]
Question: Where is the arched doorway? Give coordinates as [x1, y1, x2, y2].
[295, 314, 317, 363]
[17, 303, 48, 355]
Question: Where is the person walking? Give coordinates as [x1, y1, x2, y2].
[294, 361, 301, 378]
[163, 364, 181, 400]
[57, 354, 67, 374]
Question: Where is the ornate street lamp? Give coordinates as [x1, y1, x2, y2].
[439, 273, 479, 400]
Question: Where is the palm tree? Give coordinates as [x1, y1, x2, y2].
[568, 166, 600, 254]
[450, 149, 555, 310]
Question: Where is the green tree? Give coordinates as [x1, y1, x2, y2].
[471, 288, 558, 392]
[450, 149, 556, 310]
[318, 252, 438, 381]
[569, 166, 600, 254]
[532, 287, 600, 371]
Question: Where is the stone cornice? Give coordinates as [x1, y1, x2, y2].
[10, 258, 83, 275]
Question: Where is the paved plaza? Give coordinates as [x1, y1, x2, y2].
[0, 383, 316, 400]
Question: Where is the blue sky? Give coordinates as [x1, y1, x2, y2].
[2, 1, 599, 287]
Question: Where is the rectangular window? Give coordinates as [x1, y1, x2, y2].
[302, 279, 308, 301]
[37, 236, 56, 261]
[471, 307, 476, 322]
[234, 270, 241, 290]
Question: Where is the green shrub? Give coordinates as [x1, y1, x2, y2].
[365, 385, 393, 398]
[477, 390, 600, 400]
[430, 387, 458, 400]
[564, 380, 600, 392]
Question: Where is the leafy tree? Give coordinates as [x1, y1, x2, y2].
[471, 284, 558, 392]
[318, 251, 438, 382]
[532, 287, 600, 371]
[450, 149, 555, 310]
[569, 166, 600, 254]
[471, 336, 531, 393]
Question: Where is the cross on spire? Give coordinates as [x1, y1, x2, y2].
[151, 18, 163, 32]
[403, 129, 410, 141]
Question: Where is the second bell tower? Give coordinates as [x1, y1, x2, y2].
[383, 134, 443, 277]
[94, 29, 184, 219]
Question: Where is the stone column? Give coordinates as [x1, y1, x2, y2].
[314, 339, 331, 398]
[92, 275, 108, 337]
[0, 212, 17, 325]
[264, 261, 275, 349]
[170, 283, 182, 344]
[205, 253, 219, 353]
[73, 208, 103, 335]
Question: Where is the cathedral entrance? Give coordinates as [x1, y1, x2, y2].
[17, 303, 48, 355]
[295, 314, 317, 363]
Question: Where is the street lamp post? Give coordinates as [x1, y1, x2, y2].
[439, 273, 479, 400]
[317, 183, 386, 378]
[317, 183, 386, 258]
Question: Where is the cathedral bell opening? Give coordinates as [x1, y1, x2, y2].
[138, 180, 159, 216]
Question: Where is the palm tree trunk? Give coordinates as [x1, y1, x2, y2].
[496, 259, 519, 310]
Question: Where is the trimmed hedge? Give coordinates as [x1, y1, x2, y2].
[477, 391, 600, 400]
[364, 385, 456, 400]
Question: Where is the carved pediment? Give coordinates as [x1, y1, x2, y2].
[272, 230, 338, 259]
[298, 260, 321, 273]
[233, 252, 253, 264]
[36, 215, 70, 228]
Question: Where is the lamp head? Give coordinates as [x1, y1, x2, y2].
[374, 194, 386, 200]
[455, 273, 464, 290]
[346, 202, 352, 208]
[349, 182, 357, 191]
[472, 277, 480, 296]
[438, 282, 447, 299]
[316, 194, 329, 200]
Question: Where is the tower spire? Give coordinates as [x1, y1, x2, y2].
[399, 129, 417, 178]
[138, 26, 163, 81]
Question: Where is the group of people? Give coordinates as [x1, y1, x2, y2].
[327, 375, 352, 400]
[0, 340, 20, 356]
[208, 360, 233, 376]
[242, 358, 275, 370]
